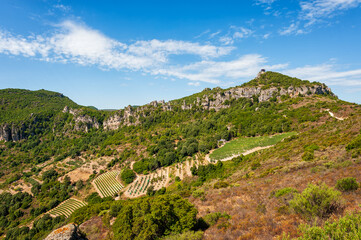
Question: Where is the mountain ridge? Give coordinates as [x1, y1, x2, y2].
[0, 71, 336, 140]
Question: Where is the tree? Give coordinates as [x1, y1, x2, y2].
[112, 194, 198, 239]
[121, 168, 136, 184]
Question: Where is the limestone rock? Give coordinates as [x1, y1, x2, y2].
[44, 224, 83, 240]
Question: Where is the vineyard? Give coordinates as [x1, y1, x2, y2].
[93, 170, 124, 198]
[209, 132, 297, 161]
[48, 198, 87, 218]
[125, 168, 169, 198]
[124, 159, 206, 198]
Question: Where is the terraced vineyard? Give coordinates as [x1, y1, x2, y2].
[48, 198, 87, 217]
[209, 132, 297, 161]
[93, 170, 124, 197]
[125, 169, 168, 198]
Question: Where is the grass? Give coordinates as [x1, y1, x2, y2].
[209, 132, 297, 161]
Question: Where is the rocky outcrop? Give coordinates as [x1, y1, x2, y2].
[63, 107, 100, 132]
[44, 224, 83, 240]
[102, 84, 333, 131]
[0, 123, 26, 141]
[103, 114, 122, 130]
[198, 84, 333, 111]
[103, 100, 172, 130]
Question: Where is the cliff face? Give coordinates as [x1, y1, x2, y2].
[102, 83, 333, 131]
[63, 106, 100, 132]
[196, 84, 333, 111]
[0, 124, 26, 141]
[103, 102, 172, 130]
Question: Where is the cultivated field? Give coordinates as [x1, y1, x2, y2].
[124, 159, 206, 198]
[48, 198, 87, 217]
[93, 170, 124, 198]
[209, 132, 296, 161]
[125, 168, 168, 198]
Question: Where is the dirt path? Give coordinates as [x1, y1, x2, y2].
[206, 145, 274, 162]
[326, 109, 345, 121]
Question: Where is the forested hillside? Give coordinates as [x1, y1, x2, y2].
[0, 71, 360, 240]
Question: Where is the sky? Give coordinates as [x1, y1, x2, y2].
[1, 0, 361, 109]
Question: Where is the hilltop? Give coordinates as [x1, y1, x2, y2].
[0, 71, 361, 240]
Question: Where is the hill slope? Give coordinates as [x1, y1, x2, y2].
[0, 71, 360, 240]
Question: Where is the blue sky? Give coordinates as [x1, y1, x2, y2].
[1, 0, 361, 109]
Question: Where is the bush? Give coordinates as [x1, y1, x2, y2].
[203, 212, 230, 226]
[213, 181, 229, 189]
[192, 189, 205, 198]
[120, 168, 136, 184]
[336, 177, 359, 192]
[162, 231, 204, 240]
[290, 183, 344, 219]
[297, 211, 361, 239]
[302, 151, 314, 161]
[273, 187, 298, 198]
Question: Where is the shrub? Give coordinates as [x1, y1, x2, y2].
[346, 134, 361, 150]
[203, 212, 231, 226]
[290, 183, 344, 219]
[162, 231, 204, 240]
[213, 181, 229, 189]
[297, 211, 361, 239]
[302, 151, 314, 161]
[336, 177, 359, 192]
[273, 187, 298, 198]
[192, 189, 205, 198]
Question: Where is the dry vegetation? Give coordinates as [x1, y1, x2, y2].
[188, 106, 361, 239]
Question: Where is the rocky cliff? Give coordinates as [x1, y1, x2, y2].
[194, 84, 333, 111]
[63, 106, 100, 132]
[102, 83, 333, 131]
[0, 123, 25, 141]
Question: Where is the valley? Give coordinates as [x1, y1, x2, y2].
[0, 71, 361, 239]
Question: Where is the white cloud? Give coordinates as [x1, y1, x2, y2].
[4, 20, 361, 89]
[263, 33, 271, 39]
[283, 63, 361, 86]
[255, 0, 276, 5]
[233, 27, 254, 39]
[278, 0, 361, 36]
[0, 20, 233, 72]
[279, 23, 304, 35]
[188, 82, 201, 86]
[300, 0, 361, 25]
[151, 54, 288, 84]
[53, 4, 71, 12]
[219, 26, 254, 45]
[128, 39, 233, 60]
[219, 36, 234, 45]
[209, 30, 222, 39]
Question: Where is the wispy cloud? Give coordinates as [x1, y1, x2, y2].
[53, 4, 71, 12]
[2, 20, 361, 88]
[219, 26, 254, 45]
[188, 82, 201, 86]
[151, 54, 288, 84]
[279, 22, 307, 35]
[0, 20, 233, 73]
[300, 0, 361, 26]
[284, 63, 361, 86]
[277, 0, 361, 35]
